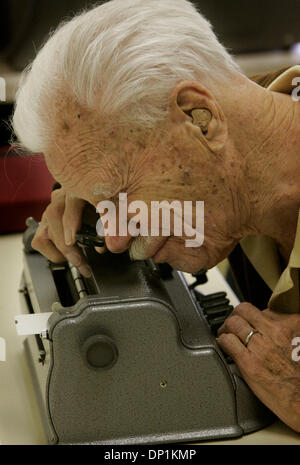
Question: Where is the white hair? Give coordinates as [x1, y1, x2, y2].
[13, 0, 241, 153]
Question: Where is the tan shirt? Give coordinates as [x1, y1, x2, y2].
[241, 65, 300, 313]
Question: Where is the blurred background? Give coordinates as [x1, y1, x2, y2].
[2, 2, 300, 447]
[2, 0, 300, 143]
[1, 0, 300, 232]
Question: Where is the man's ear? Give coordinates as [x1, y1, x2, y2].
[168, 80, 228, 152]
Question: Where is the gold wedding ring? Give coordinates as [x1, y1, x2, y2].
[245, 329, 260, 347]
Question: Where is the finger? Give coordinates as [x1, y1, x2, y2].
[218, 314, 255, 345]
[231, 302, 273, 333]
[46, 209, 91, 278]
[217, 333, 248, 360]
[31, 221, 66, 263]
[63, 194, 86, 246]
[48, 232, 91, 277]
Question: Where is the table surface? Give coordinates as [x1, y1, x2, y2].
[0, 233, 299, 445]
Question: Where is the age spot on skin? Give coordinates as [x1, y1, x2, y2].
[183, 168, 192, 185]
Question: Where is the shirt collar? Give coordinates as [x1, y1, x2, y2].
[240, 65, 300, 311]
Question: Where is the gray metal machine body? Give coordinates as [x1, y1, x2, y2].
[20, 241, 274, 445]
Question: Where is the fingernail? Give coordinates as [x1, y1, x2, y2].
[78, 264, 92, 278]
[65, 229, 74, 246]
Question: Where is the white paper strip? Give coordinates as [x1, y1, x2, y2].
[14, 313, 53, 336]
[0, 337, 6, 362]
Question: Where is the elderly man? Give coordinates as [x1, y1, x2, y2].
[12, 0, 300, 433]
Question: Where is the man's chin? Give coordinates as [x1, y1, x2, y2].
[153, 248, 220, 273]
[129, 237, 231, 273]
[165, 261, 206, 274]
[152, 252, 205, 273]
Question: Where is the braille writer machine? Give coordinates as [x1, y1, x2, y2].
[18, 215, 274, 445]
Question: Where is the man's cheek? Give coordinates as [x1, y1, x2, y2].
[153, 238, 186, 263]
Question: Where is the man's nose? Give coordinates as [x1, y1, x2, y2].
[105, 233, 133, 253]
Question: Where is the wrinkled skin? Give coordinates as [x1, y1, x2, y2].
[33, 78, 300, 272]
[34, 81, 250, 274]
[30, 77, 300, 432]
[218, 303, 300, 433]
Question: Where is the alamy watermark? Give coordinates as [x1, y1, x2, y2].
[291, 77, 300, 102]
[291, 337, 300, 362]
[0, 77, 6, 102]
[96, 193, 204, 247]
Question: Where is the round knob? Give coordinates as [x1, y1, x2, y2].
[82, 335, 118, 370]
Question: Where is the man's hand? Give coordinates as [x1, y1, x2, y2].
[217, 302, 300, 433]
[32, 188, 92, 277]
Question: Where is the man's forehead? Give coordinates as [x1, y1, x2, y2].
[44, 92, 164, 201]
[44, 107, 134, 200]
[45, 140, 124, 204]
[51, 92, 103, 138]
